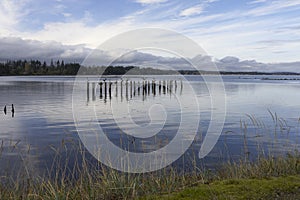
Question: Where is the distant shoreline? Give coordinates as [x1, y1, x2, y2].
[1, 70, 300, 76]
[1, 60, 300, 76]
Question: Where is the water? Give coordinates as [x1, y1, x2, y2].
[0, 75, 300, 175]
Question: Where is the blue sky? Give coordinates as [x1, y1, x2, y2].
[0, 0, 300, 68]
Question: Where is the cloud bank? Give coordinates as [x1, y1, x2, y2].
[0, 37, 90, 63]
[0, 37, 299, 72]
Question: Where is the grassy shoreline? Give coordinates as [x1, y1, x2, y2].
[0, 148, 299, 199]
[142, 175, 300, 200]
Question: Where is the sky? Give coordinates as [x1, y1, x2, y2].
[0, 0, 300, 72]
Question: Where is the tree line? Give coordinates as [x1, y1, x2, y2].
[0, 60, 177, 76]
[1, 59, 298, 76]
[0, 60, 81, 75]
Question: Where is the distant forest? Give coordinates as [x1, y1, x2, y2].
[0, 60, 178, 76]
[0, 59, 299, 76]
[0, 59, 176, 75]
[0, 60, 80, 75]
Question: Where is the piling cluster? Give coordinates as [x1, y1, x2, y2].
[86, 79, 183, 103]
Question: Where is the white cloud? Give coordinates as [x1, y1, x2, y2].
[178, 0, 218, 17]
[134, 0, 168, 5]
[215, 56, 300, 72]
[247, 0, 300, 16]
[248, 0, 267, 4]
[62, 12, 72, 18]
[1, 37, 299, 72]
[0, 0, 29, 34]
[1, 0, 300, 67]
[0, 37, 90, 62]
[205, 0, 219, 3]
[179, 5, 204, 17]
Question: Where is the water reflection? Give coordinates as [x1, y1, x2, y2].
[86, 79, 184, 103]
[0, 76, 300, 175]
[78, 77, 196, 156]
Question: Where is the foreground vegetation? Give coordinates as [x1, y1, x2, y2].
[0, 142, 299, 199]
[0, 112, 299, 199]
[144, 175, 300, 200]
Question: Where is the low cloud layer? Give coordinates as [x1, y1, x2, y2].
[0, 37, 299, 72]
[215, 56, 300, 72]
[0, 37, 90, 63]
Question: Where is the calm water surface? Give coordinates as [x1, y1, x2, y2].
[0, 75, 300, 175]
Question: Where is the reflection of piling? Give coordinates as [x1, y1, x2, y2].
[87, 81, 90, 102]
[143, 80, 146, 100]
[175, 80, 177, 93]
[147, 81, 150, 96]
[152, 80, 156, 96]
[115, 81, 118, 97]
[163, 80, 166, 94]
[143, 81, 146, 95]
[130, 81, 133, 99]
[133, 81, 136, 96]
[167, 80, 169, 91]
[104, 80, 107, 102]
[109, 82, 112, 100]
[180, 80, 183, 95]
[125, 80, 129, 101]
[92, 82, 96, 101]
[99, 82, 103, 99]
[137, 81, 140, 96]
[11, 104, 14, 118]
[169, 80, 173, 96]
[121, 80, 123, 101]
[159, 80, 161, 95]
[4, 105, 7, 115]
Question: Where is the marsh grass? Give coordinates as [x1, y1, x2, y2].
[0, 112, 300, 199]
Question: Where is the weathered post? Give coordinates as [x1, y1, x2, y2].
[104, 80, 107, 101]
[133, 81, 136, 96]
[87, 81, 90, 102]
[92, 82, 96, 101]
[169, 80, 173, 96]
[152, 79, 156, 96]
[163, 80, 166, 94]
[143, 80, 146, 95]
[121, 80, 123, 102]
[148, 80, 151, 96]
[137, 81, 140, 96]
[130, 81, 133, 99]
[159, 80, 161, 95]
[109, 81, 112, 100]
[99, 81, 103, 99]
[180, 79, 183, 95]
[125, 80, 129, 101]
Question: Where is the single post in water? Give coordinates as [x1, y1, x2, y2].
[104, 80, 107, 103]
[99, 81, 103, 99]
[87, 81, 90, 102]
[92, 82, 96, 101]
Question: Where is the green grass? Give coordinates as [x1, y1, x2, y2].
[0, 148, 299, 199]
[142, 175, 300, 200]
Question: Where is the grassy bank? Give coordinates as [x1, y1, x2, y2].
[142, 175, 300, 200]
[0, 147, 299, 199]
